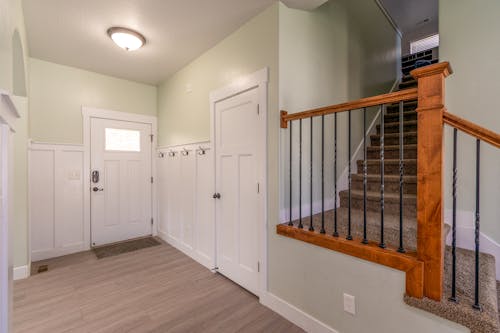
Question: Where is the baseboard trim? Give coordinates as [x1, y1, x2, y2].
[260, 292, 338, 333]
[444, 210, 500, 280]
[13, 265, 30, 280]
[31, 243, 86, 262]
[157, 230, 215, 271]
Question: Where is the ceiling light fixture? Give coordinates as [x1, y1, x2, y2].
[107, 27, 146, 51]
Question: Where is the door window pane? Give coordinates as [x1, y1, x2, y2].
[105, 128, 141, 152]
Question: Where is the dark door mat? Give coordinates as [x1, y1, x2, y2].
[93, 237, 161, 259]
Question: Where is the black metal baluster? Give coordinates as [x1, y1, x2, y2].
[449, 128, 458, 302]
[333, 113, 339, 237]
[362, 108, 368, 244]
[288, 121, 293, 226]
[379, 104, 386, 249]
[347, 110, 353, 241]
[472, 139, 481, 311]
[298, 119, 303, 229]
[309, 117, 314, 232]
[398, 101, 405, 253]
[321, 115, 325, 234]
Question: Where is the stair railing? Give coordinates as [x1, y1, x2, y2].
[280, 79, 423, 298]
[279, 62, 500, 308]
[443, 111, 500, 311]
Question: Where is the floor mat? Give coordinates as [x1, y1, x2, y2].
[93, 237, 161, 259]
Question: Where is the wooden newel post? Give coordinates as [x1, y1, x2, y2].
[411, 62, 453, 301]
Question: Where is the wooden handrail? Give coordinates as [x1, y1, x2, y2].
[443, 112, 500, 148]
[280, 88, 418, 128]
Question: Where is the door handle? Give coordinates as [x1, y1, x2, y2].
[93, 187, 104, 192]
[212, 193, 221, 199]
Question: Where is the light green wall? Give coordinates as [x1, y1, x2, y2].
[270, 1, 466, 332]
[12, 96, 29, 268]
[29, 58, 157, 144]
[440, 0, 500, 243]
[0, 0, 30, 269]
[278, 0, 400, 213]
[157, 3, 279, 147]
[0, 0, 29, 95]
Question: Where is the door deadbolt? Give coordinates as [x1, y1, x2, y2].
[212, 193, 221, 199]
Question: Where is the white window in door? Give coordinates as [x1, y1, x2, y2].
[215, 87, 262, 296]
[91, 118, 152, 246]
[105, 128, 141, 152]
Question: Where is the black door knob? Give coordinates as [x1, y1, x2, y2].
[212, 193, 221, 199]
[93, 187, 104, 192]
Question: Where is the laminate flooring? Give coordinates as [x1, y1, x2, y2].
[14, 241, 303, 333]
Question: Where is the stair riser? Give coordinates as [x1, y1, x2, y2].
[371, 135, 417, 146]
[339, 192, 416, 217]
[356, 161, 417, 175]
[351, 178, 417, 194]
[384, 113, 417, 123]
[387, 103, 417, 114]
[367, 148, 417, 159]
[376, 123, 417, 134]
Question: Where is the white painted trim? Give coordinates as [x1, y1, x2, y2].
[209, 67, 269, 296]
[260, 292, 338, 333]
[0, 90, 20, 133]
[13, 265, 29, 281]
[444, 209, 500, 279]
[158, 230, 214, 271]
[82, 107, 158, 248]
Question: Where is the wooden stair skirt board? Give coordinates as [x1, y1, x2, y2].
[276, 224, 424, 299]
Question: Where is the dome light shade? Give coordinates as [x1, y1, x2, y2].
[107, 27, 145, 51]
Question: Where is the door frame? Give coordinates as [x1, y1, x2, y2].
[209, 67, 269, 297]
[82, 107, 158, 249]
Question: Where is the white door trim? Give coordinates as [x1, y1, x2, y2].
[82, 107, 158, 249]
[209, 67, 269, 296]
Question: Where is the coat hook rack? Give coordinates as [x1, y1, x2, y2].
[168, 150, 176, 157]
[197, 146, 207, 155]
[181, 148, 189, 156]
[158, 152, 165, 158]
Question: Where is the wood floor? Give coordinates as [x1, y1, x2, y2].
[14, 242, 303, 333]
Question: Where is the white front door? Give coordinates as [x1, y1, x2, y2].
[90, 118, 152, 246]
[215, 87, 261, 295]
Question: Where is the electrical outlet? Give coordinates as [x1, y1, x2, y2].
[343, 293, 356, 315]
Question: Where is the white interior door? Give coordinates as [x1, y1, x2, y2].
[90, 118, 152, 246]
[215, 87, 261, 295]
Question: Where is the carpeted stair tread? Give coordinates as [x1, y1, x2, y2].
[367, 144, 417, 159]
[371, 131, 417, 146]
[288, 207, 418, 251]
[384, 111, 417, 123]
[351, 174, 417, 194]
[356, 159, 417, 175]
[376, 120, 417, 134]
[405, 247, 499, 333]
[339, 189, 416, 218]
[387, 100, 417, 113]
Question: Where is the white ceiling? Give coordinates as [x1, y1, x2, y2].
[22, 0, 277, 85]
[378, 0, 438, 35]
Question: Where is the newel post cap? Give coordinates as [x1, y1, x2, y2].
[410, 62, 453, 80]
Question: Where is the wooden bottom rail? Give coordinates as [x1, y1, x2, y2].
[276, 224, 424, 298]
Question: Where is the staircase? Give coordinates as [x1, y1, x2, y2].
[283, 72, 500, 332]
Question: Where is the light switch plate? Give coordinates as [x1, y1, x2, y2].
[343, 293, 355, 315]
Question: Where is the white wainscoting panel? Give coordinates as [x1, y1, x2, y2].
[29, 143, 86, 261]
[157, 142, 215, 269]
